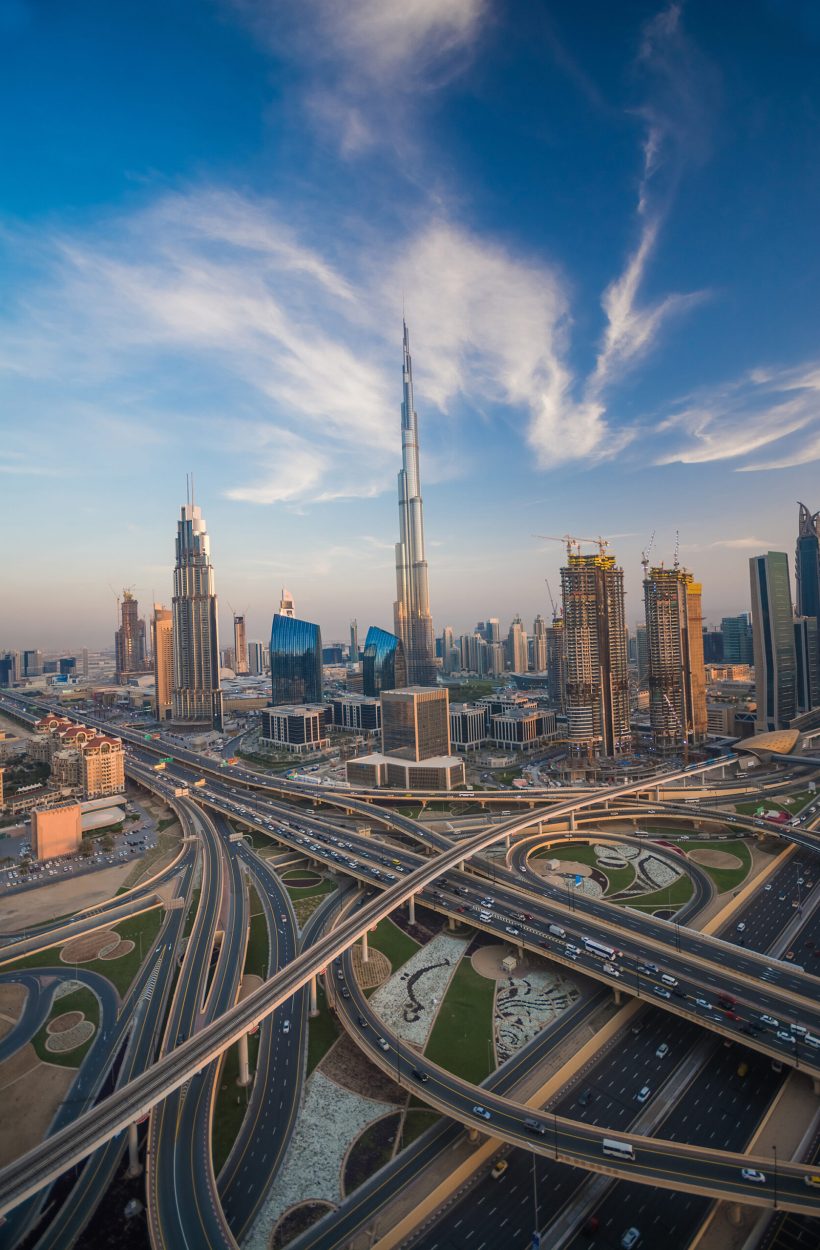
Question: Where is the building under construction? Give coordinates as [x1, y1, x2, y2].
[561, 545, 630, 757]
[643, 564, 707, 752]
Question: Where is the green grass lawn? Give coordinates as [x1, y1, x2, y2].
[212, 1032, 260, 1175]
[244, 885, 270, 979]
[531, 841, 636, 895]
[307, 981, 340, 1074]
[367, 917, 419, 971]
[285, 878, 335, 900]
[678, 838, 753, 892]
[614, 873, 694, 913]
[32, 985, 100, 1068]
[156, 816, 178, 833]
[401, 1108, 440, 1146]
[425, 956, 495, 1084]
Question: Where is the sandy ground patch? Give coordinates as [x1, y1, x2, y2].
[0, 982, 28, 1032]
[60, 930, 118, 963]
[320, 1032, 404, 1102]
[350, 946, 390, 990]
[45, 1019, 95, 1052]
[47, 1010, 84, 1034]
[238, 974, 263, 1001]
[0, 863, 134, 933]
[688, 847, 743, 869]
[0, 1043, 74, 1167]
[100, 937, 134, 960]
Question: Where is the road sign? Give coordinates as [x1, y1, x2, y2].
[531, 1234, 541, 1250]
[574, 874, 582, 887]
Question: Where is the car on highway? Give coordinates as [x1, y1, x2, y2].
[491, 1159, 508, 1179]
[411, 1068, 429, 1083]
[505, 927, 520, 936]
[760, 1015, 779, 1027]
[524, 1117, 546, 1134]
[655, 1043, 669, 1059]
[652, 986, 670, 999]
[635, 1086, 651, 1104]
[377, 1037, 390, 1051]
[472, 1104, 492, 1120]
[357, 1016, 368, 1029]
[577, 1088, 592, 1107]
[741, 1169, 767, 1184]
[620, 1229, 641, 1249]
[694, 998, 712, 1009]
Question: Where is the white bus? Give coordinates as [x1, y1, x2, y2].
[583, 937, 617, 960]
[602, 1138, 635, 1161]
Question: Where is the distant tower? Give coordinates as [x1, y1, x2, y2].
[350, 619, 359, 663]
[796, 503, 820, 620]
[115, 590, 146, 682]
[279, 588, 295, 618]
[233, 614, 249, 675]
[643, 564, 707, 752]
[152, 605, 173, 721]
[561, 547, 630, 757]
[545, 616, 566, 711]
[393, 322, 437, 686]
[750, 552, 797, 732]
[506, 615, 528, 673]
[171, 493, 223, 730]
[532, 614, 548, 672]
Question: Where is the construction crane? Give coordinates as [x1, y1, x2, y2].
[544, 578, 562, 622]
[641, 530, 656, 578]
[533, 534, 610, 559]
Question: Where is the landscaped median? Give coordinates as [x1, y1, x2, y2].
[678, 837, 753, 893]
[32, 984, 100, 1068]
[425, 954, 495, 1084]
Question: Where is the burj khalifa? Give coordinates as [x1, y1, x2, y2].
[393, 321, 437, 686]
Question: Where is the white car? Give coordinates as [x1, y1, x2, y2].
[472, 1104, 492, 1120]
[741, 1168, 766, 1184]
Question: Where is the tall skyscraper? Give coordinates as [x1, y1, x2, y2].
[794, 616, 819, 714]
[171, 497, 223, 730]
[796, 503, 820, 620]
[363, 626, 407, 697]
[635, 623, 649, 684]
[721, 614, 754, 664]
[350, 619, 359, 662]
[546, 616, 566, 711]
[233, 613, 249, 675]
[152, 605, 173, 721]
[270, 614, 322, 706]
[279, 588, 295, 618]
[561, 547, 630, 757]
[749, 552, 797, 732]
[248, 641, 266, 676]
[643, 564, 707, 752]
[532, 614, 548, 672]
[115, 590, 146, 681]
[507, 615, 528, 673]
[393, 322, 436, 686]
[440, 625, 456, 674]
[23, 649, 43, 677]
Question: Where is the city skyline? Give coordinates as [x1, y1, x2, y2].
[3, 2, 820, 645]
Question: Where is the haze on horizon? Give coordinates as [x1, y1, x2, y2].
[2, 1, 820, 650]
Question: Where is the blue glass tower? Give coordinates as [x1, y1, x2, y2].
[796, 503, 820, 619]
[270, 614, 323, 706]
[362, 626, 407, 698]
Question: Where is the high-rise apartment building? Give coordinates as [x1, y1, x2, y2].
[643, 565, 707, 752]
[23, 649, 43, 677]
[248, 642, 266, 675]
[749, 552, 797, 732]
[393, 323, 436, 686]
[350, 619, 359, 662]
[363, 626, 407, 697]
[171, 497, 223, 730]
[507, 615, 528, 673]
[721, 614, 754, 664]
[795, 616, 820, 714]
[635, 623, 649, 685]
[532, 614, 548, 672]
[440, 626, 456, 674]
[152, 604, 173, 721]
[233, 614, 249, 675]
[270, 614, 322, 707]
[115, 590, 146, 682]
[561, 549, 630, 756]
[381, 687, 451, 760]
[545, 617, 566, 711]
[82, 734, 126, 798]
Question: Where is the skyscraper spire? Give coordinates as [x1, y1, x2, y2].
[393, 321, 436, 685]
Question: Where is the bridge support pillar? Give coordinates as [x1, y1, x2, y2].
[613, 988, 622, 1006]
[126, 1121, 142, 1178]
[813, 1076, 820, 1096]
[309, 974, 319, 1018]
[655, 786, 661, 801]
[727, 1203, 744, 1227]
[448, 915, 456, 930]
[237, 1032, 251, 1086]
[362, 931, 370, 963]
[504, 833, 511, 849]
[408, 894, 416, 926]
[467, 1126, 479, 1144]
[569, 811, 576, 832]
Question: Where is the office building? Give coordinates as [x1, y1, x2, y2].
[487, 641, 506, 676]
[82, 734, 126, 798]
[330, 693, 381, 734]
[248, 642, 266, 675]
[382, 686, 451, 760]
[270, 614, 322, 707]
[643, 564, 708, 752]
[507, 615, 528, 673]
[440, 626, 458, 674]
[279, 587, 295, 618]
[561, 548, 630, 757]
[490, 706, 557, 751]
[546, 617, 566, 711]
[721, 614, 754, 665]
[59, 657, 76, 677]
[233, 614, 249, 675]
[23, 649, 43, 677]
[32, 802, 82, 861]
[794, 616, 819, 714]
[362, 626, 407, 698]
[152, 604, 173, 721]
[449, 703, 488, 751]
[350, 619, 359, 663]
[635, 623, 649, 685]
[171, 495, 224, 730]
[749, 552, 797, 732]
[532, 614, 548, 672]
[393, 322, 436, 686]
[702, 628, 724, 663]
[115, 590, 146, 681]
[796, 503, 820, 621]
[0, 655, 15, 687]
[260, 705, 328, 754]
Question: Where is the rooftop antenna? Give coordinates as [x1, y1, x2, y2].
[191, 471, 195, 509]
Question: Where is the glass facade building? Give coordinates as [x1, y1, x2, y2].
[381, 687, 451, 760]
[749, 552, 797, 731]
[270, 614, 323, 707]
[362, 626, 407, 698]
[796, 503, 820, 621]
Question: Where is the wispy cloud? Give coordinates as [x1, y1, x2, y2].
[588, 4, 716, 396]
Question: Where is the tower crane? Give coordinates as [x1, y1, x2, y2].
[544, 578, 562, 622]
[641, 530, 656, 578]
[533, 534, 610, 558]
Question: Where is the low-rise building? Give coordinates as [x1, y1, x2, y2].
[32, 802, 82, 860]
[449, 703, 487, 752]
[260, 705, 329, 754]
[346, 752, 464, 790]
[490, 707, 557, 751]
[82, 735, 126, 799]
[330, 694, 381, 734]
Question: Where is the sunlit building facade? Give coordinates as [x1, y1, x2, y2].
[270, 614, 323, 707]
[171, 497, 223, 730]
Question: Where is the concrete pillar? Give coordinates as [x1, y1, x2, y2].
[126, 1121, 142, 1177]
[613, 988, 622, 1006]
[569, 811, 576, 832]
[504, 833, 510, 849]
[408, 894, 416, 926]
[517, 945, 524, 960]
[362, 931, 369, 963]
[448, 915, 456, 930]
[467, 1126, 480, 1143]
[655, 785, 661, 801]
[309, 974, 319, 1018]
[237, 1032, 251, 1086]
[727, 1203, 744, 1227]
[602, 799, 609, 811]
[813, 1076, 820, 1096]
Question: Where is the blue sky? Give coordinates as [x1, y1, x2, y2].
[3, 0, 820, 650]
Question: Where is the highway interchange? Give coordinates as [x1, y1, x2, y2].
[1, 691, 820, 1249]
